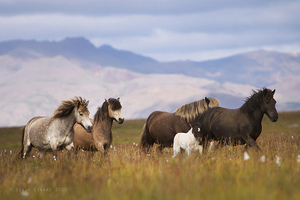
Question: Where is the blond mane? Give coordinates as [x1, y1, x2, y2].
[53, 96, 89, 118]
[173, 97, 220, 123]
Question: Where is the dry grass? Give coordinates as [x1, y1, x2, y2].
[0, 112, 300, 200]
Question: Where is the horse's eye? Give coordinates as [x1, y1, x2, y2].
[80, 113, 83, 116]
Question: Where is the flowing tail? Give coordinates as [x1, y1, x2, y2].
[140, 123, 153, 153]
[140, 124, 147, 149]
[16, 126, 25, 159]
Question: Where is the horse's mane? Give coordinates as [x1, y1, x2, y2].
[240, 88, 273, 112]
[94, 98, 122, 122]
[174, 97, 220, 123]
[53, 96, 88, 118]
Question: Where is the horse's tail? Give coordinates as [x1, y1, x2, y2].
[140, 122, 152, 153]
[18, 126, 26, 158]
[140, 123, 147, 148]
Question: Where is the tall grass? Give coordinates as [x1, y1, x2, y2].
[0, 112, 299, 200]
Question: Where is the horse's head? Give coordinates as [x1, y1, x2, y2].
[107, 98, 124, 124]
[190, 122, 201, 138]
[262, 89, 278, 122]
[74, 97, 93, 132]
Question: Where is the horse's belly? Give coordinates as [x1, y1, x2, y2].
[212, 125, 242, 139]
[213, 129, 246, 146]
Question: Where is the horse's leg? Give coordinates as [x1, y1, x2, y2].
[95, 142, 105, 157]
[156, 145, 165, 154]
[214, 141, 225, 151]
[22, 144, 32, 159]
[22, 129, 32, 159]
[140, 139, 154, 154]
[90, 150, 96, 157]
[172, 141, 180, 158]
[244, 144, 250, 152]
[50, 139, 58, 161]
[38, 149, 46, 160]
[207, 141, 214, 152]
[65, 142, 77, 157]
[186, 147, 191, 157]
[242, 135, 261, 151]
[201, 137, 210, 153]
[198, 145, 203, 155]
[144, 142, 154, 154]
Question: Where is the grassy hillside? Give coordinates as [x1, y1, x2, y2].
[0, 112, 299, 199]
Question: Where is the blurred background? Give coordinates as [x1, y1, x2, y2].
[0, 0, 299, 126]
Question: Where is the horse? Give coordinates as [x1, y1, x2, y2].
[20, 97, 93, 160]
[172, 124, 203, 158]
[140, 97, 220, 152]
[199, 88, 278, 152]
[72, 98, 124, 155]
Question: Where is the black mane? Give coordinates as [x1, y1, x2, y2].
[240, 88, 272, 112]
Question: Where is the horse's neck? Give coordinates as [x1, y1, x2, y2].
[241, 102, 264, 122]
[94, 117, 113, 137]
[186, 128, 193, 135]
[58, 111, 76, 129]
[248, 107, 264, 121]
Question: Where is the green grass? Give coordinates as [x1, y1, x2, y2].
[0, 127, 23, 150]
[0, 112, 300, 200]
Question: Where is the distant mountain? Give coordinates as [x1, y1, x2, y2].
[0, 55, 251, 126]
[0, 37, 158, 69]
[0, 37, 299, 126]
[1, 37, 300, 88]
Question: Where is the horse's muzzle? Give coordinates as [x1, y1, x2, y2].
[270, 114, 279, 122]
[117, 118, 124, 124]
[86, 125, 93, 133]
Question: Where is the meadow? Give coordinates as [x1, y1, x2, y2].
[0, 112, 300, 200]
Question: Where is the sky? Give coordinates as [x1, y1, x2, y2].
[0, 0, 299, 62]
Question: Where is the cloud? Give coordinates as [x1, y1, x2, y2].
[0, 0, 299, 61]
[0, 0, 273, 16]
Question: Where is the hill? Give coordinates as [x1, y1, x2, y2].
[0, 37, 299, 126]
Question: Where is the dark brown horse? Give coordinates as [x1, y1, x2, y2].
[198, 88, 278, 152]
[72, 98, 124, 155]
[140, 97, 220, 152]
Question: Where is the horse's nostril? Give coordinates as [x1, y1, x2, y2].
[119, 118, 124, 124]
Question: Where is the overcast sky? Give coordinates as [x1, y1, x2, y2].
[0, 0, 299, 61]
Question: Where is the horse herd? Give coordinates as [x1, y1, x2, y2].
[20, 88, 278, 160]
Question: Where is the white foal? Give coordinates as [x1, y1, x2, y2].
[173, 127, 203, 158]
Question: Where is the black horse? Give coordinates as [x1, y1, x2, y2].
[198, 88, 278, 152]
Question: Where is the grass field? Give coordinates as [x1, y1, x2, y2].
[0, 112, 300, 200]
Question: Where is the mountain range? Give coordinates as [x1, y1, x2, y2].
[0, 37, 299, 127]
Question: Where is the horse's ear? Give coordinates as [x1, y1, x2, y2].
[117, 97, 120, 101]
[86, 100, 89, 106]
[74, 97, 80, 107]
[272, 89, 276, 95]
[263, 88, 269, 96]
[105, 99, 109, 103]
[205, 97, 210, 105]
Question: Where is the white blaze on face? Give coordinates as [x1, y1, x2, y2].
[109, 108, 124, 124]
[76, 108, 93, 132]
